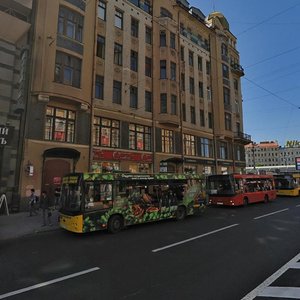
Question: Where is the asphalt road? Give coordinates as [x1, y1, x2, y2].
[1, 196, 300, 300]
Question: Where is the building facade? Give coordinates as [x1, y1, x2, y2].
[0, 0, 33, 209]
[2, 0, 250, 209]
[245, 141, 300, 173]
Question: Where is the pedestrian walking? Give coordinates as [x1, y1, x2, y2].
[40, 191, 53, 226]
[54, 187, 61, 209]
[28, 188, 38, 216]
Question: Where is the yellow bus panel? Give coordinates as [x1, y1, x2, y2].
[60, 214, 83, 233]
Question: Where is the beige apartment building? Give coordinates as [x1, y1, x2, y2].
[3, 0, 250, 207]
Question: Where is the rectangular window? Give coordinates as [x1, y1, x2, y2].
[97, 1, 106, 20]
[180, 46, 184, 61]
[198, 56, 203, 71]
[170, 32, 176, 49]
[115, 10, 123, 29]
[183, 134, 196, 156]
[200, 138, 213, 158]
[219, 141, 228, 159]
[114, 43, 123, 65]
[143, 0, 151, 14]
[160, 60, 167, 79]
[222, 63, 229, 79]
[113, 80, 122, 104]
[145, 91, 152, 112]
[96, 35, 105, 58]
[131, 18, 139, 37]
[160, 31, 166, 47]
[208, 112, 213, 129]
[145, 26, 152, 44]
[234, 79, 239, 90]
[130, 86, 138, 109]
[94, 117, 120, 148]
[95, 75, 104, 99]
[199, 81, 204, 98]
[160, 93, 167, 113]
[131, 50, 138, 72]
[162, 129, 174, 153]
[189, 77, 195, 95]
[171, 94, 177, 115]
[129, 123, 151, 151]
[200, 109, 205, 127]
[225, 112, 232, 130]
[45, 106, 75, 143]
[207, 87, 211, 101]
[190, 106, 195, 124]
[170, 62, 176, 81]
[58, 6, 83, 42]
[181, 73, 185, 91]
[182, 103, 186, 121]
[145, 56, 152, 77]
[55, 51, 82, 88]
[223, 87, 230, 105]
[206, 61, 211, 75]
[189, 50, 194, 66]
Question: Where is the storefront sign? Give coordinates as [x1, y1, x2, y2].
[0, 126, 14, 146]
[93, 149, 153, 163]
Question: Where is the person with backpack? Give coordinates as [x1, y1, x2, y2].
[28, 188, 38, 216]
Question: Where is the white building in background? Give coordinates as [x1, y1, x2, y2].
[245, 141, 300, 173]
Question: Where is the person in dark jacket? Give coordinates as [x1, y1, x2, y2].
[40, 191, 52, 226]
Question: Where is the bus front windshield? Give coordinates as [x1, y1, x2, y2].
[275, 176, 296, 189]
[208, 175, 235, 195]
[60, 184, 82, 212]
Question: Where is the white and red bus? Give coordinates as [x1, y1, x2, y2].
[207, 174, 276, 206]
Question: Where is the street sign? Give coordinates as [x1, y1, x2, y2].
[296, 157, 300, 170]
[0, 126, 14, 147]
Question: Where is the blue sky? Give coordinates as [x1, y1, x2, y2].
[189, 0, 300, 146]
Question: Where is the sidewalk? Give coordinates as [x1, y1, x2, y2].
[0, 209, 60, 241]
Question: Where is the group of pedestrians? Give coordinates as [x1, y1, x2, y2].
[28, 189, 58, 226]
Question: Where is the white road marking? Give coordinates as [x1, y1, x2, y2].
[296, 204, 300, 207]
[152, 223, 239, 253]
[241, 252, 300, 300]
[0, 267, 100, 299]
[259, 286, 300, 299]
[254, 208, 289, 220]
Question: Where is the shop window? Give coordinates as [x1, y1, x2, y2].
[162, 129, 174, 153]
[94, 117, 120, 148]
[45, 106, 75, 143]
[129, 123, 151, 151]
[183, 134, 196, 156]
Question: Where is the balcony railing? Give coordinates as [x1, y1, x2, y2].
[234, 131, 251, 143]
[231, 63, 245, 76]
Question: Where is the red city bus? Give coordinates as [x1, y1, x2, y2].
[207, 174, 276, 206]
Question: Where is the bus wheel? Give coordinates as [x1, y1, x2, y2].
[176, 206, 186, 221]
[243, 197, 248, 207]
[108, 215, 123, 234]
[264, 195, 269, 203]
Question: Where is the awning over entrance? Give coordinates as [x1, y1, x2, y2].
[43, 148, 81, 160]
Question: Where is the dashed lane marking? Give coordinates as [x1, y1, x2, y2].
[253, 208, 289, 220]
[0, 267, 100, 299]
[152, 223, 239, 253]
